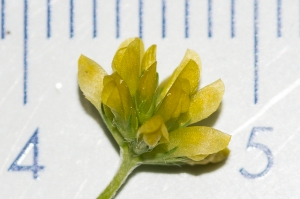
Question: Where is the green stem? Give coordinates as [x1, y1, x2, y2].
[97, 147, 140, 199]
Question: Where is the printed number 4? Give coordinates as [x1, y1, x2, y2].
[240, 127, 273, 179]
[8, 128, 44, 179]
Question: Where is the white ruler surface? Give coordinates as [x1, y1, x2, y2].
[1, 0, 300, 198]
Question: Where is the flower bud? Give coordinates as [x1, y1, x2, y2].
[137, 115, 169, 148]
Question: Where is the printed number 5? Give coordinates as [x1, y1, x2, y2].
[240, 127, 273, 179]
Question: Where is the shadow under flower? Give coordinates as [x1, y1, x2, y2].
[134, 157, 227, 176]
[78, 87, 119, 154]
[117, 159, 227, 196]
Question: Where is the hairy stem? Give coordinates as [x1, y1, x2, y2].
[97, 147, 140, 199]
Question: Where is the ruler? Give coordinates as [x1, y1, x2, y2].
[1, 0, 300, 198]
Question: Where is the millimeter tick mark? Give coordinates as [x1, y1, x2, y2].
[116, 0, 120, 38]
[47, 0, 51, 38]
[70, 0, 74, 38]
[185, 0, 189, 38]
[23, 0, 28, 105]
[162, 0, 166, 38]
[208, 0, 212, 38]
[139, 0, 143, 38]
[1, 0, 5, 39]
[93, 0, 97, 38]
[277, 0, 282, 37]
[231, 0, 235, 38]
[254, 0, 259, 104]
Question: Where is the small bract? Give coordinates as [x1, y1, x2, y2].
[78, 38, 231, 199]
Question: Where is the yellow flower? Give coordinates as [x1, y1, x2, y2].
[137, 115, 169, 149]
[78, 38, 231, 199]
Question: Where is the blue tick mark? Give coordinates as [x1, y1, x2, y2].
[185, 0, 189, 38]
[208, 0, 212, 38]
[277, 0, 282, 37]
[23, 0, 28, 105]
[70, 0, 74, 38]
[231, 0, 235, 38]
[139, 0, 143, 38]
[1, 0, 5, 39]
[254, 0, 259, 104]
[47, 0, 51, 38]
[116, 0, 120, 38]
[93, 0, 97, 38]
[162, 0, 166, 38]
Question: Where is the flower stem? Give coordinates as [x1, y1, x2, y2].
[97, 147, 140, 199]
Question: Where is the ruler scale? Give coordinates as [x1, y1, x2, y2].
[254, 0, 259, 104]
[208, 0, 212, 37]
[17, 0, 275, 104]
[116, 0, 120, 38]
[93, 0, 97, 38]
[70, 0, 74, 38]
[138, 0, 143, 38]
[1, 0, 4, 39]
[47, 0, 51, 38]
[1, 0, 300, 198]
[231, 0, 235, 38]
[23, 0, 28, 105]
[277, 0, 282, 37]
[184, 0, 189, 38]
[162, 0, 166, 38]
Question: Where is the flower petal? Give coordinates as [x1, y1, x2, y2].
[137, 115, 169, 147]
[159, 123, 169, 144]
[101, 73, 132, 119]
[104, 83, 123, 113]
[188, 79, 225, 124]
[187, 154, 208, 161]
[141, 45, 157, 71]
[170, 90, 190, 120]
[155, 80, 182, 122]
[118, 37, 136, 49]
[157, 49, 201, 104]
[156, 78, 191, 124]
[136, 62, 157, 113]
[78, 54, 107, 110]
[138, 115, 162, 133]
[165, 126, 231, 158]
[143, 133, 162, 148]
[186, 148, 230, 165]
[101, 76, 117, 104]
[200, 148, 230, 164]
[112, 38, 144, 96]
[177, 60, 200, 94]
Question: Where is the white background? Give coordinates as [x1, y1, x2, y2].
[1, 0, 300, 198]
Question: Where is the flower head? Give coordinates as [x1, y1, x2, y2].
[78, 38, 231, 198]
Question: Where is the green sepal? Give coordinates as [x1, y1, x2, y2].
[135, 72, 159, 124]
[112, 110, 138, 141]
[99, 104, 124, 146]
